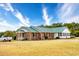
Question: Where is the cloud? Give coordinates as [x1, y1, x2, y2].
[0, 3, 14, 12]
[0, 3, 31, 32]
[0, 3, 30, 27]
[0, 18, 25, 32]
[0, 19, 17, 32]
[62, 16, 79, 23]
[58, 3, 79, 23]
[59, 4, 74, 19]
[42, 6, 52, 25]
[14, 10, 30, 27]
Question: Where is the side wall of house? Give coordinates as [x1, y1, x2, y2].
[60, 28, 70, 38]
[59, 33, 70, 38]
[54, 28, 71, 39]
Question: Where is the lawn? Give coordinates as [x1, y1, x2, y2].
[0, 38, 79, 56]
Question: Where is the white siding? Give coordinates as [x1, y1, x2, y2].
[54, 28, 71, 39]
[62, 28, 70, 33]
[61, 28, 70, 38]
[54, 33, 58, 38]
[59, 36, 70, 38]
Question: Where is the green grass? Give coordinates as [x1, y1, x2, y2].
[0, 38, 79, 56]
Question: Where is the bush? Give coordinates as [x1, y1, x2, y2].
[74, 31, 79, 37]
[56, 37, 60, 39]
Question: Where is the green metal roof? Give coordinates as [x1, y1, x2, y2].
[17, 26, 68, 33]
[17, 26, 37, 32]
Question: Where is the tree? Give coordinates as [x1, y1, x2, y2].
[52, 23, 63, 27]
[3, 31, 16, 40]
[0, 32, 4, 37]
[74, 31, 79, 37]
[43, 23, 63, 28]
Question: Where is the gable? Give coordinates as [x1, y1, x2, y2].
[62, 28, 70, 33]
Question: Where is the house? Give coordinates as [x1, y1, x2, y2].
[16, 26, 71, 40]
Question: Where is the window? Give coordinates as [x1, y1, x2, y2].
[63, 33, 66, 36]
[62, 33, 70, 36]
[58, 33, 62, 36]
[58, 33, 70, 36]
[67, 33, 70, 36]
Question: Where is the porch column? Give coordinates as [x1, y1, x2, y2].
[20, 33, 23, 40]
[40, 33, 44, 40]
[29, 32, 33, 40]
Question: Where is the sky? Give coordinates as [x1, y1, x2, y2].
[0, 3, 79, 32]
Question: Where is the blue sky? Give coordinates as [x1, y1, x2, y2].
[11, 3, 58, 25]
[0, 3, 79, 32]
